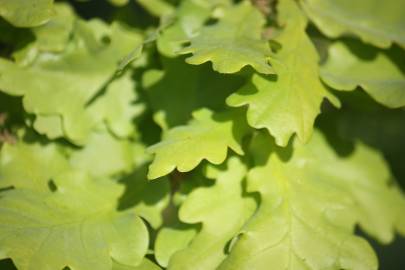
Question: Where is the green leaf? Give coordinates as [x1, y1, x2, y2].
[321, 41, 405, 108]
[301, 0, 405, 48]
[218, 131, 405, 270]
[0, 20, 143, 144]
[179, 1, 274, 74]
[0, 0, 54, 27]
[227, 0, 339, 146]
[0, 140, 69, 192]
[168, 157, 256, 270]
[142, 57, 244, 127]
[147, 108, 249, 179]
[0, 171, 149, 270]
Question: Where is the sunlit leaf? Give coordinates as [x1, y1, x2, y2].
[179, 1, 274, 74]
[0, 171, 149, 270]
[227, 0, 339, 146]
[147, 108, 249, 179]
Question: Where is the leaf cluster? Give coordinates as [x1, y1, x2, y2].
[0, 0, 404, 270]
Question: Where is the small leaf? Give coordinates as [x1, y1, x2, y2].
[147, 108, 249, 179]
[179, 1, 274, 74]
[169, 157, 256, 270]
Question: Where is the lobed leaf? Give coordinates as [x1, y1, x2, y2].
[301, 0, 405, 48]
[0, 171, 149, 270]
[227, 0, 339, 146]
[321, 40, 405, 108]
[179, 1, 274, 74]
[147, 108, 249, 179]
[218, 130, 405, 270]
[168, 157, 256, 270]
[0, 19, 143, 144]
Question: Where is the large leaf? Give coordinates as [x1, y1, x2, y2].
[227, 0, 339, 146]
[0, 0, 54, 27]
[218, 131, 405, 270]
[301, 0, 405, 48]
[147, 108, 249, 179]
[321, 41, 405, 108]
[168, 157, 256, 270]
[179, 1, 274, 74]
[0, 20, 143, 144]
[0, 171, 149, 270]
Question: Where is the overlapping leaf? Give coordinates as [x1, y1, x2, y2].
[321, 41, 405, 108]
[0, 171, 149, 270]
[179, 1, 274, 74]
[218, 131, 405, 270]
[227, 0, 339, 146]
[147, 108, 249, 179]
[0, 18, 143, 144]
[0, 0, 54, 27]
[168, 157, 256, 270]
[301, 0, 405, 48]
